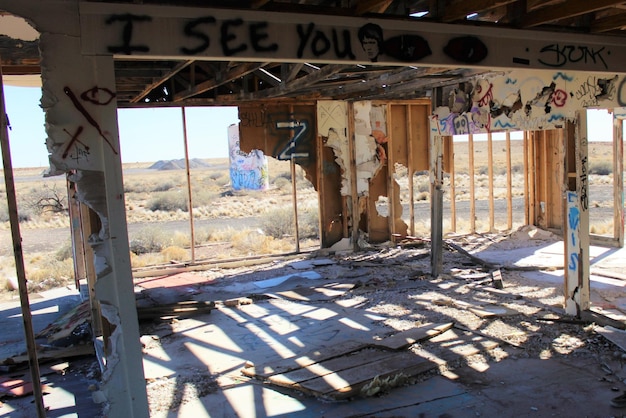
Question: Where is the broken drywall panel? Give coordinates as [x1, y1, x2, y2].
[318, 100, 352, 195]
[354, 101, 384, 196]
[253, 271, 323, 289]
[431, 70, 625, 136]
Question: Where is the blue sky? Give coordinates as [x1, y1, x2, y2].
[3, 85, 240, 168]
[2, 85, 616, 168]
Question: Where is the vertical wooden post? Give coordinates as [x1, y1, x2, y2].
[181, 108, 196, 262]
[406, 106, 415, 236]
[289, 105, 300, 252]
[348, 102, 359, 250]
[386, 104, 396, 241]
[448, 136, 456, 233]
[613, 115, 624, 247]
[291, 153, 300, 252]
[81, 205, 103, 340]
[0, 62, 46, 418]
[430, 128, 444, 277]
[488, 133, 494, 231]
[506, 131, 513, 230]
[67, 179, 87, 289]
[468, 134, 476, 233]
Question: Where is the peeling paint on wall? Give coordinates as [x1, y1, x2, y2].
[353, 101, 384, 195]
[432, 70, 624, 136]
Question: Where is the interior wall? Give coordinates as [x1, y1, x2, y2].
[239, 100, 430, 247]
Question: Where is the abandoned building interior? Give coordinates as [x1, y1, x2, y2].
[2, 0, 626, 416]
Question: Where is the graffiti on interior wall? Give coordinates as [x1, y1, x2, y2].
[267, 113, 312, 161]
[228, 124, 269, 190]
[432, 70, 623, 135]
[63, 86, 118, 156]
[62, 126, 90, 162]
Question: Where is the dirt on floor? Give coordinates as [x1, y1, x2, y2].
[3, 225, 626, 417]
[129, 226, 626, 417]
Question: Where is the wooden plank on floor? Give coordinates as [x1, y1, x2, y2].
[268, 348, 397, 388]
[371, 322, 453, 350]
[242, 339, 370, 379]
[298, 351, 437, 399]
[243, 322, 454, 379]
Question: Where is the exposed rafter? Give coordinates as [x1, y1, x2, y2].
[521, 0, 626, 27]
[442, 0, 517, 22]
[173, 62, 268, 101]
[590, 12, 626, 32]
[130, 60, 194, 103]
[355, 0, 394, 15]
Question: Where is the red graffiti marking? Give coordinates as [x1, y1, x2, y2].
[80, 86, 116, 106]
[551, 88, 568, 107]
[64, 86, 118, 155]
[475, 83, 493, 107]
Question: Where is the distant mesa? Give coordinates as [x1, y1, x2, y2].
[149, 158, 212, 170]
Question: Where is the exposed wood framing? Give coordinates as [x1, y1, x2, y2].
[181, 108, 196, 263]
[488, 133, 494, 232]
[442, 0, 517, 22]
[614, 117, 624, 246]
[348, 102, 359, 250]
[406, 106, 415, 236]
[387, 104, 397, 241]
[468, 134, 476, 233]
[590, 12, 626, 32]
[430, 104, 444, 277]
[0, 62, 46, 418]
[521, 0, 626, 27]
[447, 136, 456, 233]
[506, 131, 513, 230]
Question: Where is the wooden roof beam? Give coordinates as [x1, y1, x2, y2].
[521, 0, 626, 27]
[442, 0, 517, 22]
[173, 61, 268, 101]
[355, 0, 394, 15]
[590, 12, 626, 32]
[128, 60, 194, 103]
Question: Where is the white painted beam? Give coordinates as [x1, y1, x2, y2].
[79, 2, 626, 74]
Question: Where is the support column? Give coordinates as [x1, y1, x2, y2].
[429, 118, 444, 277]
[564, 113, 590, 316]
[38, 30, 149, 416]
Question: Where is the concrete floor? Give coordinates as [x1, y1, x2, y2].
[2, 237, 626, 417]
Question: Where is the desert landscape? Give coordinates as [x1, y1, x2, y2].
[0, 140, 620, 300]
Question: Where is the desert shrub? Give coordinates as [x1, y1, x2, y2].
[260, 206, 319, 239]
[55, 240, 74, 261]
[0, 202, 32, 223]
[298, 206, 320, 238]
[261, 207, 293, 238]
[22, 184, 67, 215]
[25, 255, 74, 291]
[153, 181, 175, 192]
[416, 178, 430, 193]
[160, 246, 189, 262]
[511, 164, 523, 174]
[589, 161, 613, 175]
[273, 177, 291, 191]
[129, 226, 170, 254]
[192, 190, 219, 207]
[148, 191, 188, 212]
